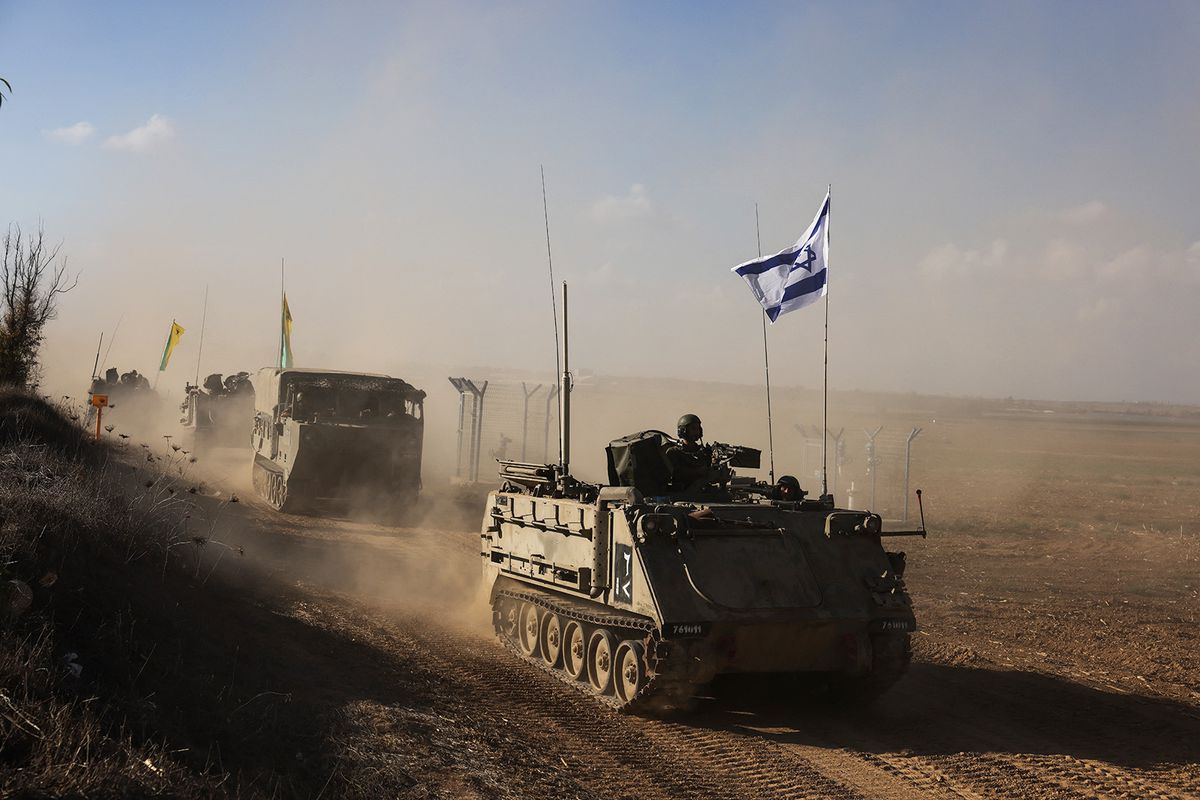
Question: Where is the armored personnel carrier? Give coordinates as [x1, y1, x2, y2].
[483, 443, 922, 711]
[482, 284, 924, 711]
[85, 367, 161, 432]
[251, 367, 426, 513]
[180, 372, 254, 454]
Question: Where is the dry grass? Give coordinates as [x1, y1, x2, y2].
[0, 389, 225, 796]
[0, 389, 343, 797]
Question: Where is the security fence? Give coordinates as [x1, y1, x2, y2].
[448, 378, 559, 483]
[793, 423, 923, 521]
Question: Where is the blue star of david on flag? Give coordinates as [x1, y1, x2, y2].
[732, 191, 829, 322]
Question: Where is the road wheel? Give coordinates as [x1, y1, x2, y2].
[614, 640, 647, 703]
[588, 628, 616, 695]
[540, 613, 564, 668]
[518, 602, 540, 657]
[497, 597, 520, 642]
[562, 621, 588, 681]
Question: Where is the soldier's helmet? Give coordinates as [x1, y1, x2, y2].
[677, 413, 702, 439]
[776, 474, 803, 500]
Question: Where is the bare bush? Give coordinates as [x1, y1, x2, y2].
[1, 224, 78, 389]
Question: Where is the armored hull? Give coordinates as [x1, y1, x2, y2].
[180, 384, 254, 455]
[250, 368, 426, 514]
[482, 482, 918, 711]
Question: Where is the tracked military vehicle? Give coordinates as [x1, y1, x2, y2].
[180, 372, 255, 454]
[251, 368, 426, 513]
[481, 284, 924, 711]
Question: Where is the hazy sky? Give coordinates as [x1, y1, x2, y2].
[2, 1, 1198, 403]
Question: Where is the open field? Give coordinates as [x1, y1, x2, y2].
[4, 388, 1200, 797]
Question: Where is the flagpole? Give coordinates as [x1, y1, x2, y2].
[194, 285, 209, 386]
[822, 184, 831, 499]
[279, 258, 285, 369]
[755, 203, 776, 485]
[153, 320, 171, 392]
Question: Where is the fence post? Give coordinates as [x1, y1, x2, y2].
[466, 383, 479, 483]
[903, 426, 923, 522]
[864, 425, 883, 510]
[472, 381, 489, 481]
[448, 378, 467, 478]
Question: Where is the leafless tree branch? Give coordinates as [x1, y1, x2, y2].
[1, 222, 79, 388]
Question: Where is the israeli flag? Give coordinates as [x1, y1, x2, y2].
[732, 191, 829, 323]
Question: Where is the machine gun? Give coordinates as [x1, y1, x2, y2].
[498, 459, 597, 501]
[708, 441, 762, 470]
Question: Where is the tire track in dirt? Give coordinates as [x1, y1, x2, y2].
[1003, 755, 1194, 800]
[719, 737, 970, 800]
[309, 591, 1188, 800]
[851, 751, 988, 800]
[639, 719, 863, 800]
[754, 716, 1072, 800]
[840, 660, 1200, 800]
[687, 649, 1200, 800]
[303, 599, 868, 800]
[818, 719, 1102, 800]
[935, 668, 1198, 800]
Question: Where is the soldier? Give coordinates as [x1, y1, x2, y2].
[225, 372, 252, 395]
[774, 474, 806, 502]
[666, 413, 720, 491]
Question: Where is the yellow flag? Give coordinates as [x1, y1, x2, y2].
[158, 320, 185, 371]
[280, 294, 294, 368]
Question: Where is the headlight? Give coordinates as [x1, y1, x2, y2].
[639, 513, 679, 537]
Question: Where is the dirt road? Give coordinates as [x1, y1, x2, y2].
[175, 467, 1199, 800]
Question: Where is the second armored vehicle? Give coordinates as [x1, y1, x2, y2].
[180, 372, 255, 454]
[251, 367, 426, 513]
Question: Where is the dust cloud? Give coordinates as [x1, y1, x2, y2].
[42, 328, 1200, 649]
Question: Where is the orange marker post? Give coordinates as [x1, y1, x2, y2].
[91, 393, 109, 440]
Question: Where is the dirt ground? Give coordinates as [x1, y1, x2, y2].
[136, 401, 1200, 799]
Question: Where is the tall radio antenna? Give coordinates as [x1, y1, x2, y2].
[541, 166, 561, 387]
[193, 284, 209, 386]
[99, 311, 125, 376]
[756, 203, 777, 485]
